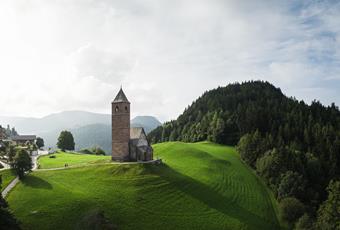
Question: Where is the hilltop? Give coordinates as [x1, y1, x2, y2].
[148, 81, 340, 228]
[148, 81, 339, 145]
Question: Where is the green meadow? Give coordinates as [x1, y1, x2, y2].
[38, 152, 111, 169]
[7, 142, 281, 230]
[0, 169, 16, 191]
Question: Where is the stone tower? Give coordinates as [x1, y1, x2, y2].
[112, 87, 130, 161]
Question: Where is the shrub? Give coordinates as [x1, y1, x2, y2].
[79, 149, 93, 155]
[294, 213, 314, 230]
[280, 197, 305, 224]
[49, 155, 56, 159]
[278, 171, 305, 200]
[92, 147, 106, 156]
[80, 147, 106, 156]
[316, 180, 340, 230]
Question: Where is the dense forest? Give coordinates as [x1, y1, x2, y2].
[148, 81, 340, 229]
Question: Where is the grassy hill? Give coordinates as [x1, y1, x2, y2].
[7, 142, 281, 230]
[38, 152, 111, 169]
[0, 169, 16, 191]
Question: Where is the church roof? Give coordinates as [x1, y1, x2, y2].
[113, 88, 129, 103]
[130, 127, 144, 139]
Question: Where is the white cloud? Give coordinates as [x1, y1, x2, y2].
[0, 0, 339, 121]
[70, 44, 135, 84]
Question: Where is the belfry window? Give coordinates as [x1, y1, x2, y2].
[115, 106, 119, 112]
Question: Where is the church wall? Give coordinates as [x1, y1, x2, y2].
[112, 102, 130, 161]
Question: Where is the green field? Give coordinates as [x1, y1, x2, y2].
[38, 152, 111, 169]
[0, 169, 16, 192]
[7, 142, 281, 230]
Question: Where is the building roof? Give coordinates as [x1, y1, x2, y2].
[11, 135, 36, 141]
[113, 87, 129, 103]
[130, 127, 144, 139]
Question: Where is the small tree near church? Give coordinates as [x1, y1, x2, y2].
[11, 149, 33, 179]
[57, 131, 75, 151]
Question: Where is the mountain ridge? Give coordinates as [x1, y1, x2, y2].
[0, 111, 161, 154]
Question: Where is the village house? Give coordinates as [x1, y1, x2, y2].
[11, 135, 37, 146]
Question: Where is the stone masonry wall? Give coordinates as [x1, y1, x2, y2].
[112, 102, 130, 161]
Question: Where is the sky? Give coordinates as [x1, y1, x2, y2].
[0, 0, 340, 122]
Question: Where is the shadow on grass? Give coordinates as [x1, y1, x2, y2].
[148, 163, 280, 230]
[21, 175, 53, 190]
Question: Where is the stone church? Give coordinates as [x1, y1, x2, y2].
[111, 88, 153, 162]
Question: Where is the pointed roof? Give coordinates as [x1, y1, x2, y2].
[130, 127, 144, 139]
[113, 87, 129, 103]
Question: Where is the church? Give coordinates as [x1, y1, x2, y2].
[111, 88, 153, 162]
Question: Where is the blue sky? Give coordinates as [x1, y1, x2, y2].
[0, 0, 339, 121]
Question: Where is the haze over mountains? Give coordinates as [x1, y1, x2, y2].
[0, 111, 161, 154]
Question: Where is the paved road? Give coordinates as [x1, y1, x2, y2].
[1, 150, 48, 198]
[0, 160, 10, 171]
[32, 150, 48, 170]
[2, 152, 159, 198]
[1, 177, 19, 198]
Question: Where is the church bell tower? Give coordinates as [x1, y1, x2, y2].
[112, 87, 130, 161]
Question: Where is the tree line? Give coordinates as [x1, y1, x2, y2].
[148, 81, 340, 229]
[0, 125, 18, 139]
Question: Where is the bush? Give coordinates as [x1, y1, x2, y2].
[93, 147, 106, 156]
[278, 171, 305, 200]
[280, 197, 305, 224]
[294, 213, 314, 230]
[79, 149, 93, 155]
[237, 131, 263, 168]
[316, 180, 340, 230]
[49, 155, 56, 159]
[79, 147, 106, 156]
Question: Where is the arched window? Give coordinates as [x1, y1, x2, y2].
[115, 106, 119, 112]
[125, 106, 128, 112]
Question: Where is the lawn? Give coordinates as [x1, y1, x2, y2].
[38, 152, 111, 169]
[0, 169, 16, 192]
[8, 142, 281, 230]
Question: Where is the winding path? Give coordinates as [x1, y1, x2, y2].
[1, 150, 48, 198]
[2, 152, 160, 198]
[0, 160, 10, 171]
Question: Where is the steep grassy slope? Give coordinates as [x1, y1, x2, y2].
[38, 152, 111, 169]
[0, 169, 16, 191]
[7, 142, 281, 230]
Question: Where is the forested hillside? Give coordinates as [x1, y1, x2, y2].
[148, 81, 340, 228]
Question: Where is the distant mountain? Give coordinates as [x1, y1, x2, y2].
[131, 116, 162, 133]
[71, 124, 111, 153]
[0, 111, 161, 154]
[71, 116, 161, 154]
[0, 111, 110, 134]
